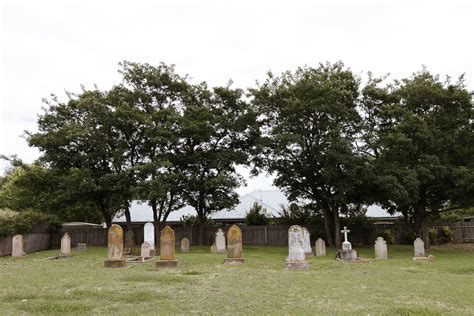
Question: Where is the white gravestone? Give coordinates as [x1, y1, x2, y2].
[287, 225, 309, 269]
[215, 228, 226, 253]
[413, 238, 425, 257]
[141, 241, 151, 259]
[374, 236, 387, 260]
[12, 234, 24, 258]
[302, 227, 312, 256]
[341, 226, 352, 250]
[60, 233, 71, 256]
[144, 222, 155, 251]
[315, 238, 326, 256]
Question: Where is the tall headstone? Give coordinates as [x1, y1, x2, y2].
[224, 225, 245, 265]
[374, 236, 388, 260]
[156, 226, 180, 267]
[302, 227, 312, 257]
[413, 238, 425, 257]
[315, 238, 326, 256]
[144, 222, 155, 255]
[215, 228, 226, 253]
[286, 225, 309, 269]
[12, 234, 25, 258]
[180, 238, 190, 253]
[104, 224, 126, 268]
[60, 233, 71, 257]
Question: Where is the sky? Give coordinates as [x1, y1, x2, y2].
[1, 0, 473, 195]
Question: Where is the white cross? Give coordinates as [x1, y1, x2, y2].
[341, 226, 350, 242]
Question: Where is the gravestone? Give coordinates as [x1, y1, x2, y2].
[315, 238, 326, 256]
[302, 227, 312, 257]
[144, 222, 155, 256]
[104, 224, 126, 268]
[60, 233, 71, 257]
[156, 226, 180, 267]
[374, 236, 388, 260]
[215, 228, 226, 253]
[77, 243, 87, 251]
[336, 226, 359, 262]
[286, 225, 309, 269]
[412, 238, 427, 261]
[224, 224, 245, 265]
[180, 238, 190, 253]
[210, 243, 217, 254]
[341, 226, 352, 250]
[12, 234, 25, 258]
[124, 230, 135, 256]
[139, 241, 152, 261]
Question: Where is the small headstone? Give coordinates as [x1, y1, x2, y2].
[224, 225, 245, 265]
[140, 241, 151, 261]
[315, 238, 326, 256]
[287, 225, 309, 269]
[104, 224, 126, 268]
[302, 227, 312, 257]
[180, 238, 190, 253]
[60, 233, 71, 257]
[12, 234, 25, 258]
[413, 238, 426, 260]
[144, 222, 155, 255]
[374, 236, 388, 260]
[215, 228, 226, 253]
[77, 243, 87, 251]
[210, 244, 217, 254]
[156, 226, 180, 268]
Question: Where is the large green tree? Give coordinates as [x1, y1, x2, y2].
[251, 62, 366, 247]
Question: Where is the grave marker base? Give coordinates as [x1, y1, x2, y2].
[286, 261, 310, 269]
[224, 258, 245, 265]
[104, 259, 126, 268]
[156, 260, 180, 268]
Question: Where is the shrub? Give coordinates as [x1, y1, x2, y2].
[379, 229, 395, 244]
[0, 209, 60, 237]
[180, 214, 215, 227]
[245, 202, 269, 226]
[438, 226, 454, 244]
[428, 228, 438, 244]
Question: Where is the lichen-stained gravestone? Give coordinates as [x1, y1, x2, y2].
[224, 225, 245, 265]
[104, 224, 126, 268]
[180, 238, 190, 253]
[60, 233, 71, 257]
[286, 225, 309, 269]
[315, 238, 326, 256]
[12, 234, 25, 258]
[215, 228, 226, 253]
[374, 237, 388, 260]
[156, 226, 180, 268]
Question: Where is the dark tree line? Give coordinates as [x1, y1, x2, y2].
[0, 61, 472, 247]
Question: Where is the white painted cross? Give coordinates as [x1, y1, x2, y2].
[341, 226, 350, 242]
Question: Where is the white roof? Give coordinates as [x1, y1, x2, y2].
[113, 190, 396, 223]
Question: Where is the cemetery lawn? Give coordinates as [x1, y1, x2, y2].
[1, 245, 473, 315]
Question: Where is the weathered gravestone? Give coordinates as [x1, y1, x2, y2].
[412, 238, 436, 261]
[156, 226, 180, 267]
[215, 228, 226, 253]
[104, 224, 126, 268]
[224, 224, 245, 265]
[374, 236, 388, 260]
[60, 233, 71, 257]
[180, 238, 190, 253]
[302, 227, 312, 258]
[12, 234, 25, 258]
[144, 222, 155, 256]
[139, 241, 152, 262]
[315, 238, 326, 257]
[210, 243, 217, 254]
[286, 225, 309, 269]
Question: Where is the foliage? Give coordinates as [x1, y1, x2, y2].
[179, 214, 215, 228]
[438, 226, 454, 244]
[428, 228, 438, 244]
[379, 229, 395, 245]
[0, 210, 60, 237]
[245, 202, 269, 226]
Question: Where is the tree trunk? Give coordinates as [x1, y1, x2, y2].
[104, 216, 112, 229]
[197, 210, 205, 245]
[151, 201, 161, 249]
[322, 208, 335, 247]
[124, 205, 135, 246]
[414, 200, 429, 249]
[333, 210, 341, 249]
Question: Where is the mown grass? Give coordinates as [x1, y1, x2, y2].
[0, 244, 473, 315]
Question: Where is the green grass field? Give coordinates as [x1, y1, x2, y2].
[0, 244, 473, 315]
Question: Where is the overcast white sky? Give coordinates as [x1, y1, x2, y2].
[0, 0, 473, 194]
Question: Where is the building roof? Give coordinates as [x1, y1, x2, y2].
[113, 190, 396, 223]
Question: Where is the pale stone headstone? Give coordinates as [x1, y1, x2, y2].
[180, 238, 190, 253]
[12, 234, 24, 258]
[374, 236, 388, 260]
[215, 228, 226, 253]
[302, 227, 312, 256]
[104, 224, 126, 267]
[144, 222, 155, 250]
[141, 241, 151, 259]
[210, 244, 217, 254]
[60, 233, 71, 256]
[224, 225, 245, 264]
[287, 225, 309, 269]
[414, 238, 425, 257]
[156, 226, 180, 267]
[341, 226, 352, 250]
[315, 238, 326, 256]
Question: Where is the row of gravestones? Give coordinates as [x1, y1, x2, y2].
[10, 233, 72, 258]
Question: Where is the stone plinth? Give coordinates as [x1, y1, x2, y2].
[286, 261, 310, 269]
[224, 258, 245, 265]
[104, 259, 126, 268]
[337, 249, 358, 261]
[156, 260, 180, 268]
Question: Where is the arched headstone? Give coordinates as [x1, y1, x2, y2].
[287, 225, 309, 269]
[224, 225, 245, 265]
[374, 236, 388, 260]
[60, 233, 71, 257]
[104, 224, 126, 268]
[315, 238, 326, 256]
[180, 238, 190, 253]
[12, 234, 25, 258]
[156, 226, 180, 267]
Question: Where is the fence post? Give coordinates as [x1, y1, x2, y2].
[264, 226, 268, 245]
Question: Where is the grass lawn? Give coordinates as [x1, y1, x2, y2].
[0, 244, 473, 315]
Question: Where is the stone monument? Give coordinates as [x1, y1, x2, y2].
[60, 233, 71, 257]
[215, 228, 226, 253]
[412, 238, 434, 261]
[144, 222, 155, 256]
[156, 226, 180, 267]
[138, 241, 152, 262]
[286, 225, 310, 269]
[104, 224, 126, 268]
[224, 224, 245, 265]
[180, 237, 190, 253]
[374, 236, 388, 260]
[302, 227, 312, 258]
[336, 226, 358, 261]
[12, 234, 25, 258]
[315, 238, 326, 256]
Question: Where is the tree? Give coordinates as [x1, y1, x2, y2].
[245, 202, 269, 225]
[251, 62, 366, 247]
[361, 69, 474, 245]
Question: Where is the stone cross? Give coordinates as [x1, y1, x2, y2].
[341, 226, 352, 250]
[341, 226, 350, 242]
